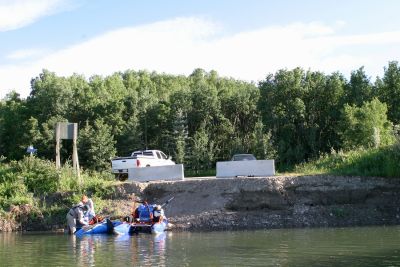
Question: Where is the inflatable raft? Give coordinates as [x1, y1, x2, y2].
[75, 219, 122, 238]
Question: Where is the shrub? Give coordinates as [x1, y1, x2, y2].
[340, 98, 395, 149]
[11, 157, 60, 195]
[295, 144, 400, 177]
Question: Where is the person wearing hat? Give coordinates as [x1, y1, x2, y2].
[66, 204, 89, 234]
[152, 205, 164, 223]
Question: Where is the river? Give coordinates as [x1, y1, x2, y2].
[1, 226, 399, 266]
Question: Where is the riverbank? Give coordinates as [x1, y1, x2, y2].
[1, 175, 400, 232]
[138, 175, 400, 230]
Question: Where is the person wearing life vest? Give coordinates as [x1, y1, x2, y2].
[132, 201, 154, 223]
[80, 194, 95, 221]
[66, 204, 89, 234]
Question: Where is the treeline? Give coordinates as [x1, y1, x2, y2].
[1, 62, 400, 172]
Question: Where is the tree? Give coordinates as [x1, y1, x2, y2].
[27, 70, 73, 123]
[187, 69, 220, 134]
[0, 92, 29, 160]
[190, 125, 217, 171]
[258, 68, 308, 165]
[340, 98, 394, 149]
[376, 61, 400, 124]
[344, 67, 373, 106]
[250, 120, 276, 160]
[169, 90, 190, 164]
[78, 119, 116, 171]
[303, 71, 346, 157]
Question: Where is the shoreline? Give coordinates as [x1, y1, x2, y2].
[1, 175, 400, 232]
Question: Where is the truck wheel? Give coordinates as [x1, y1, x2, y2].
[146, 165, 150, 167]
[116, 173, 128, 181]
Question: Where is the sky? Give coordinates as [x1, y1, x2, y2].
[1, 0, 400, 99]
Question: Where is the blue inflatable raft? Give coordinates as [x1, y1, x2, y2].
[75, 219, 122, 238]
[112, 219, 168, 235]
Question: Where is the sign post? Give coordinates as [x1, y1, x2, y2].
[55, 122, 80, 181]
[26, 145, 37, 156]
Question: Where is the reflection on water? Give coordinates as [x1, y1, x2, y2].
[1, 226, 400, 266]
[67, 232, 167, 267]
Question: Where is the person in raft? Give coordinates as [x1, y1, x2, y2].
[66, 204, 89, 234]
[80, 194, 96, 222]
[132, 203, 164, 223]
[152, 205, 165, 223]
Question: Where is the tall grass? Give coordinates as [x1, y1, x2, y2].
[0, 156, 117, 212]
[295, 144, 400, 178]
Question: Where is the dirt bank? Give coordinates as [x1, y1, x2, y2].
[2, 175, 400, 232]
[110, 175, 400, 231]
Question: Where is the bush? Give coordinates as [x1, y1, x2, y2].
[295, 144, 400, 177]
[11, 157, 60, 195]
[340, 98, 395, 149]
[0, 156, 118, 212]
[0, 162, 33, 209]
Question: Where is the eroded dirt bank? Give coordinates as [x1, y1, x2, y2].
[1, 175, 400, 231]
[111, 175, 400, 231]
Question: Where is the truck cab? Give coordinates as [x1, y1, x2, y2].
[111, 150, 175, 180]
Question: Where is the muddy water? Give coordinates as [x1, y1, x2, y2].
[1, 226, 399, 266]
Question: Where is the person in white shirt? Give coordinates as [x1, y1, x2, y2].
[80, 194, 95, 221]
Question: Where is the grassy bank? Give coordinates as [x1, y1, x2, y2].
[0, 156, 118, 230]
[294, 144, 400, 178]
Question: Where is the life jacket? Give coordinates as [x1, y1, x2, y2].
[136, 204, 154, 222]
[89, 215, 103, 225]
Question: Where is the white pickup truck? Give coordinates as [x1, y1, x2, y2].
[111, 150, 175, 180]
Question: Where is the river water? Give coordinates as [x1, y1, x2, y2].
[1, 226, 399, 266]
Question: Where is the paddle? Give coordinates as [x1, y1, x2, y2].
[131, 196, 174, 208]
[161, 196, 174, 208]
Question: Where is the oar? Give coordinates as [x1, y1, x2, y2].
[161, 196, 174, 208]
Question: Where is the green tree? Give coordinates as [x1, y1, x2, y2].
[303, 71, 346, 157]
[190, 125, 217, 171]
[28, 70, 73, 123]
[0, 92, 29, 160]
[344, 67, 373, 106]
[250, 120, 276, 160]
[169, 90, 190, 164]
[340, 98, 394, 149]
[78, 119, 116, 171]
[376, 61, 400, 124]
[258, 68, 308, 165]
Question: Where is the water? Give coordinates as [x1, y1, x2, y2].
[1, 226, 399, 266]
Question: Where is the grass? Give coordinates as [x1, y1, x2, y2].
[185, 168, 216, 177]
[294, 144, 400, 178]
[0, 156, 117, 212]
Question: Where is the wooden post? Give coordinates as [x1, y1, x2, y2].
[55, 123, 61, 169]
[55, 122, 80, 183]
[72, 123, 81, 183]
